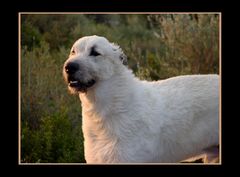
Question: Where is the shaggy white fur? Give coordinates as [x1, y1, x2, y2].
[63, 35, 219, 163]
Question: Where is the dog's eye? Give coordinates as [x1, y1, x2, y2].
[71, 49, 75, 55]
[90, 47, 100, 56]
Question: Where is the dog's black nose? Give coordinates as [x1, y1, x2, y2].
[65, 62, 79, 74]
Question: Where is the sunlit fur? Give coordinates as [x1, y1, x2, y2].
[63, 35, 219, 163]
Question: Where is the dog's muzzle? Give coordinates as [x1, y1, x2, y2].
[64, 61, 96, 92]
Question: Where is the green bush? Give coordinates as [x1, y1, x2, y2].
[21, 108, 85, 163]
[21, 41, 84, 162]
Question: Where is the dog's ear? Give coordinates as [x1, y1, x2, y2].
[120, 52, 128, 65]
[111, 42, 128, 65]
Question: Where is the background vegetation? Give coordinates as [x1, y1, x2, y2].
[20, 14, 219, 163]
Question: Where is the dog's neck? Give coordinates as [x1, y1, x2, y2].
[79, 67, 137, 120]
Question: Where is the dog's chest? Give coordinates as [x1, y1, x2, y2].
[82, 113, 161, 163]
[82, 116, 120, 163]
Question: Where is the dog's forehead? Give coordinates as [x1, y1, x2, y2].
[72, 36, 110, 52]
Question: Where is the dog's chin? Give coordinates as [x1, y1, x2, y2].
[68, 79, 96, 93]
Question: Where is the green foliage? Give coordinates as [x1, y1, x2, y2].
[20, 14, 220, 163]
[21, 108, 85, 163]
[21, 20, 42, 50]
[21, 40, 84, 162]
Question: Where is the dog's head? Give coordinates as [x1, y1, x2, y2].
[63, 35, 127, 94]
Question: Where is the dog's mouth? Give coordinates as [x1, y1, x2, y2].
[68, 78, 96, 93]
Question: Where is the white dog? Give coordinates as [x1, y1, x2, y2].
[63, 35, 219, 163]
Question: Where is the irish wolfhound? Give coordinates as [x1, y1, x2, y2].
[63, 35, 219, 163]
